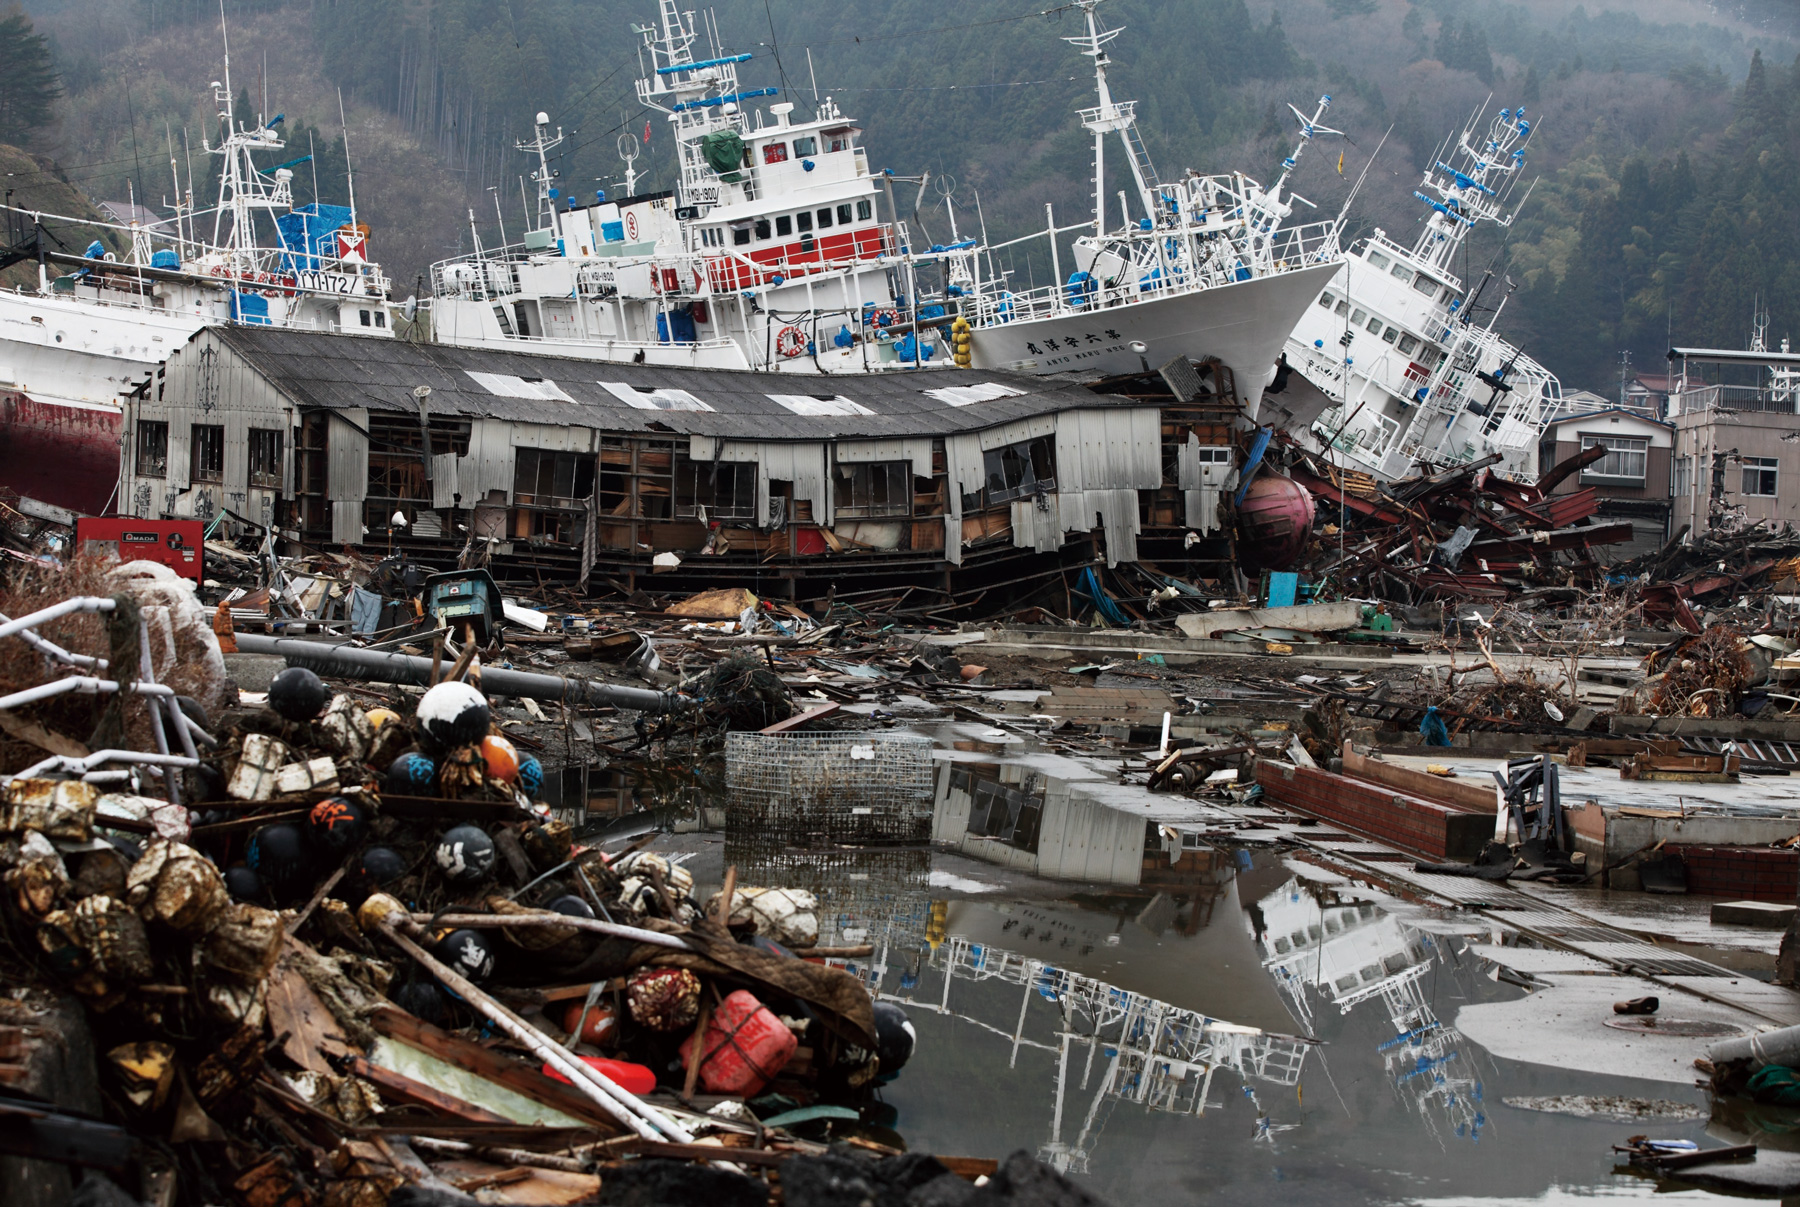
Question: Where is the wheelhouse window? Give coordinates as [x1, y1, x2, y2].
[1412, 273, 1439, 295]
[1365, 314, 1383, 334]
[248, 427, 283, 488]
[1366, 250, 1390, 271]
[792, 135, 817, 156]
[1580, 435, 1648, 482]
[1381, 325, 1400, 344]
[191, 424, 224, 484]
[983, 437, 1057, 504]
[754, 218, 772, 240]
[1743, 456, 1779, 497]
[775, 215, 792, 237]
[835, 461, 911, 519]
[836, 203, 853, 224]
[795, 211, 813, 233]
[675, 455, 757, 521]
[816, 207, 833, 228]
[856, 199, 872, 221]
[512, 448, 596, 508]
[1391, 261, 1412, 280]
[1397, 334, 1419, 355]
[1317, 292, 1334, 309]
[732, 224, 752, 246]
[135, 420, 168, 477]
[762, 142, 788, 164]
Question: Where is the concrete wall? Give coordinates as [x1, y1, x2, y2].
[1671, 407, 1800, 533]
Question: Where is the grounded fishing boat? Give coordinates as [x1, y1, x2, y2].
[1282, 104, 1562, 481]
[0, 37, 392, 517]
[429, 0, 1342, 413]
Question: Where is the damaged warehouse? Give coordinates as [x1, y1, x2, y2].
[116, 328, 1205, 599]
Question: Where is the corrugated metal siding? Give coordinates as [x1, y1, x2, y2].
[326, 409, 369, 503]
[431, 453, 461, 509]
[332, 500, 362, 545]
[459, 420, 514, 500]
[833, 437, 934, 480]
[1177, 434, 1235, 533]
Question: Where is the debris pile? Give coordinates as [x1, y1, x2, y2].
[0, 579, 1110, 1204]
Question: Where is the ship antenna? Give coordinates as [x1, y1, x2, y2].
[338, 88, 358, 232]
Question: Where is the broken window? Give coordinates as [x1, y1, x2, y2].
[513, 448, 597, 508]
[982, 436, 1056, 505]
[247, 427, 283, 488]
[1743, 456, 1779, 497]
[835, 461, 911, 519]
[191, 424, 224, 483]
[1580, 435, 1647, 482]
[675, 455, 757, 521]
[135, 420, 168, 478]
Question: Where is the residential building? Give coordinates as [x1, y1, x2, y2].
[1537, 408, 1674, 555]
[1667, 346, 1800, 537]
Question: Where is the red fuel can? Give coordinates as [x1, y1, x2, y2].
[676, 989, 798, 1097]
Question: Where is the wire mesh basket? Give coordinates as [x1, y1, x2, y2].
[724, 731, 935, 846]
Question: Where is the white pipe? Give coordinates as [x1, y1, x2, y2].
[414, 912, 691, 952]
[0, 597, 117, 641]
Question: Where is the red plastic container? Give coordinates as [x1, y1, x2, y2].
[676, 989, 798, 1097]
[541, 1056, 657, 1096]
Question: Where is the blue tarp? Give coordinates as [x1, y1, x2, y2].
[231, 291, 272, 325]
[275, 203, 355, 272]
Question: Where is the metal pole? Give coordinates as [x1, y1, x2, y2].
[230, 634, 681, 714]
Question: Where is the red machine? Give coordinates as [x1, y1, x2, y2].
[74, 518, 204, 583]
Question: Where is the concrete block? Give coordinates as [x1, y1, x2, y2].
[1712, 899, 1797, 929]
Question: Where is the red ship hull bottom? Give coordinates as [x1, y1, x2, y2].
[0, 390, 123, 517]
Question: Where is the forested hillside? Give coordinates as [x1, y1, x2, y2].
[8, 0, 1799, 392]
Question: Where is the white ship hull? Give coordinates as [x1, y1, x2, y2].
[0, 291, 211, 514]
[969, 261, 1342, 412]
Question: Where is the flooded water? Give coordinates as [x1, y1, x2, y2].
[570, 743, 1758, 1206]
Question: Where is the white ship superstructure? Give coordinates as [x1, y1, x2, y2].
[1286, 106, 1561, 480]
[429, 0, 949, 374]
[0, 32, 392, 515]
[962, 0, 1343, 415]
[430, 0, 1343, 406]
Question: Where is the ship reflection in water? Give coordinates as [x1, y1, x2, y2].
[1255, 877, 1486, 1144]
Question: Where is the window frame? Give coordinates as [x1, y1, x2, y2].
[1743, 456, 1780, 497]
[855, 199, 872, 221]
[512, 447, 597, 509]
[791, 135, 818, 157]
[247, 427, 284, 489]
[774, 215, 792, 237]
[190, 424, 225, 484]
[815, 207, 833, 229]
[834, 460, 913, 519]
[1579, 434, 1649, 482]
[674, 455, 758, 522]
[981, 436, 1057, 505]
[135, 420, 169, 478]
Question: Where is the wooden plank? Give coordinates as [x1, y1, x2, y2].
[348, 1056, 515, 1124]
[368, 1006, 626, 1136]
[265, 961, 349, 1076]
[1340, 742, 1496, 814]
[760, 703, 840, 734]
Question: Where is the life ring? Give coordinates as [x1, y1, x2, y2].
[775, 325, 808, 358]
[870, 308, 898, 328]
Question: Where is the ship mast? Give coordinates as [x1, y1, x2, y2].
[1409, 105, 1532, 276]
[517, 113, 565, 235]
[1067, 0, 1157, 232]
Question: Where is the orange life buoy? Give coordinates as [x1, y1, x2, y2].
[775, 326, 808, 358]
[870, 308, 898, 328]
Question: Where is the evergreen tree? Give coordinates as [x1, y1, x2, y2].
[0, 9, 61, 144]
[1522, 64, 1541, 103]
